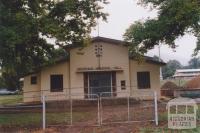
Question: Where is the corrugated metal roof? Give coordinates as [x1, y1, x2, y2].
[176, 69, 200, 73]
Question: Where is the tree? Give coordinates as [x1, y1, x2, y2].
[0, 0, 108, 90]
[153, 55, 160, 61]
[188, 57, 200, 69]
[152, 55, 163, 62]
[162, 60, 182, 79]
[0, 76, 5, 89]
[124, 0, 200, 56]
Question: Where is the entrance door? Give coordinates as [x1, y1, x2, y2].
[89, 72, 112, 96]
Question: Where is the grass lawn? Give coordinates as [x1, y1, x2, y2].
[140, 127, 200, 133]
[0, 94, 93, 128]
[0, 94, 23, 106]
[2, 94, 200, 132]
[139, 106, 200, 133]
[0, 111, 91, 128]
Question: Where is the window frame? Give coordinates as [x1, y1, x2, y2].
[137, 71, 151, 89]
[121, 80, 126, 90]
[50, 74, 63, 92]
[30, 76, 37, 85]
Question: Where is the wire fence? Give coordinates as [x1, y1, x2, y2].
[0, 95, 42, 130]
[43, 90, 158, 129]
[0, 88, 159, 130]
[99, 90, 157, 124]
[45, 94, 71, 127]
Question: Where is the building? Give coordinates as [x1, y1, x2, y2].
[22, 37, 165, 102]
[173, 69, 200, 79]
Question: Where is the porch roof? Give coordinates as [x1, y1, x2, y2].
[76, 67, 123, 73]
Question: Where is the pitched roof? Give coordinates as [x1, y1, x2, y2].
[176, 69, 200, 73]
[129, 55, 166, 65]
[22, 56, 68, 77]
[22, 37, 166, 77]
[64, 36, 166, 65]
[64, 36, 128, 50]
[142, 56, 166, 65]
[91, 36, 128, 45]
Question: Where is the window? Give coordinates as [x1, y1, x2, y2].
[50, 75, 63, 92]
[137, 72, 150, 89]
[121, 80, 126, 90]
[31, 76, 37, 85]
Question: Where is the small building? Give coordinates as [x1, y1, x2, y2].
[160, 81, 180, 98]
[22, 37, 165, 102]
[173, 69, 200, 79]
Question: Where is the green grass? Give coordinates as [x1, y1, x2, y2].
[0, 94, 23, 106]
[140, 127, 200, 133]
[0, 94, 94, 128]
[0, 112, 91, 127]
[141, 109, 200, 132]
[141, 106, 200, 133]
[159, 105, 200, 121]
[0, 113, 42, 127]
[158, 111, 168, 122]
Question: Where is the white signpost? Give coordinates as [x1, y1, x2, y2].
[167, 97, 198, 129]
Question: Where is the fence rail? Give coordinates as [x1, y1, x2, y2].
[0, 90, 158, 130]
[43, 91, 158, 129]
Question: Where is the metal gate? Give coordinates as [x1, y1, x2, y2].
[43, 90, 158, 129]
[99, 91, 158, 125]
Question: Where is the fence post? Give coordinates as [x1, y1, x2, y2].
[127, 96, 130, 122]
[70, 97, 73, 126]
[154, 91, 158, 126]
[42, 95, 46, 130]
[100, 96, 102, 125]
[97, 95, 101, 126]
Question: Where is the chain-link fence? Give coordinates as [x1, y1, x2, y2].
[100, 92, 130, 124]
[100, 91, 157, 125]
[71, 93, 100, 126]
[0, 94, 42, 131]
[44, 93, 100, 127]
[130, 91, 157, 123]
[45, 93, 71, 127]
[0, 88, 159, 130]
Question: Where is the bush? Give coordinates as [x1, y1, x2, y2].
[180, 93, 200, 98]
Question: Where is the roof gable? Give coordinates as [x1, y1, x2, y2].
[64, 36, 128, 50]
[22, 37, 166, 77]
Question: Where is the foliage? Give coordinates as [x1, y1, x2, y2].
[152, 55, 160, 61]
[188, 57, 200, 69]
[0, 75, 5, 88]
[0, 0, 108, 90]
[161, 57, 200, 79]
[152, 55, 164, 62]
[124, 0, 200, 57]
[162, 60, 182, 79]
[180, 93, 200, 98]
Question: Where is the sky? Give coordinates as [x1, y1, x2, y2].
[91, 0, 197, 65]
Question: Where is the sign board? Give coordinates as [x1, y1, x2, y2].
[167, 97, 198, 129]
